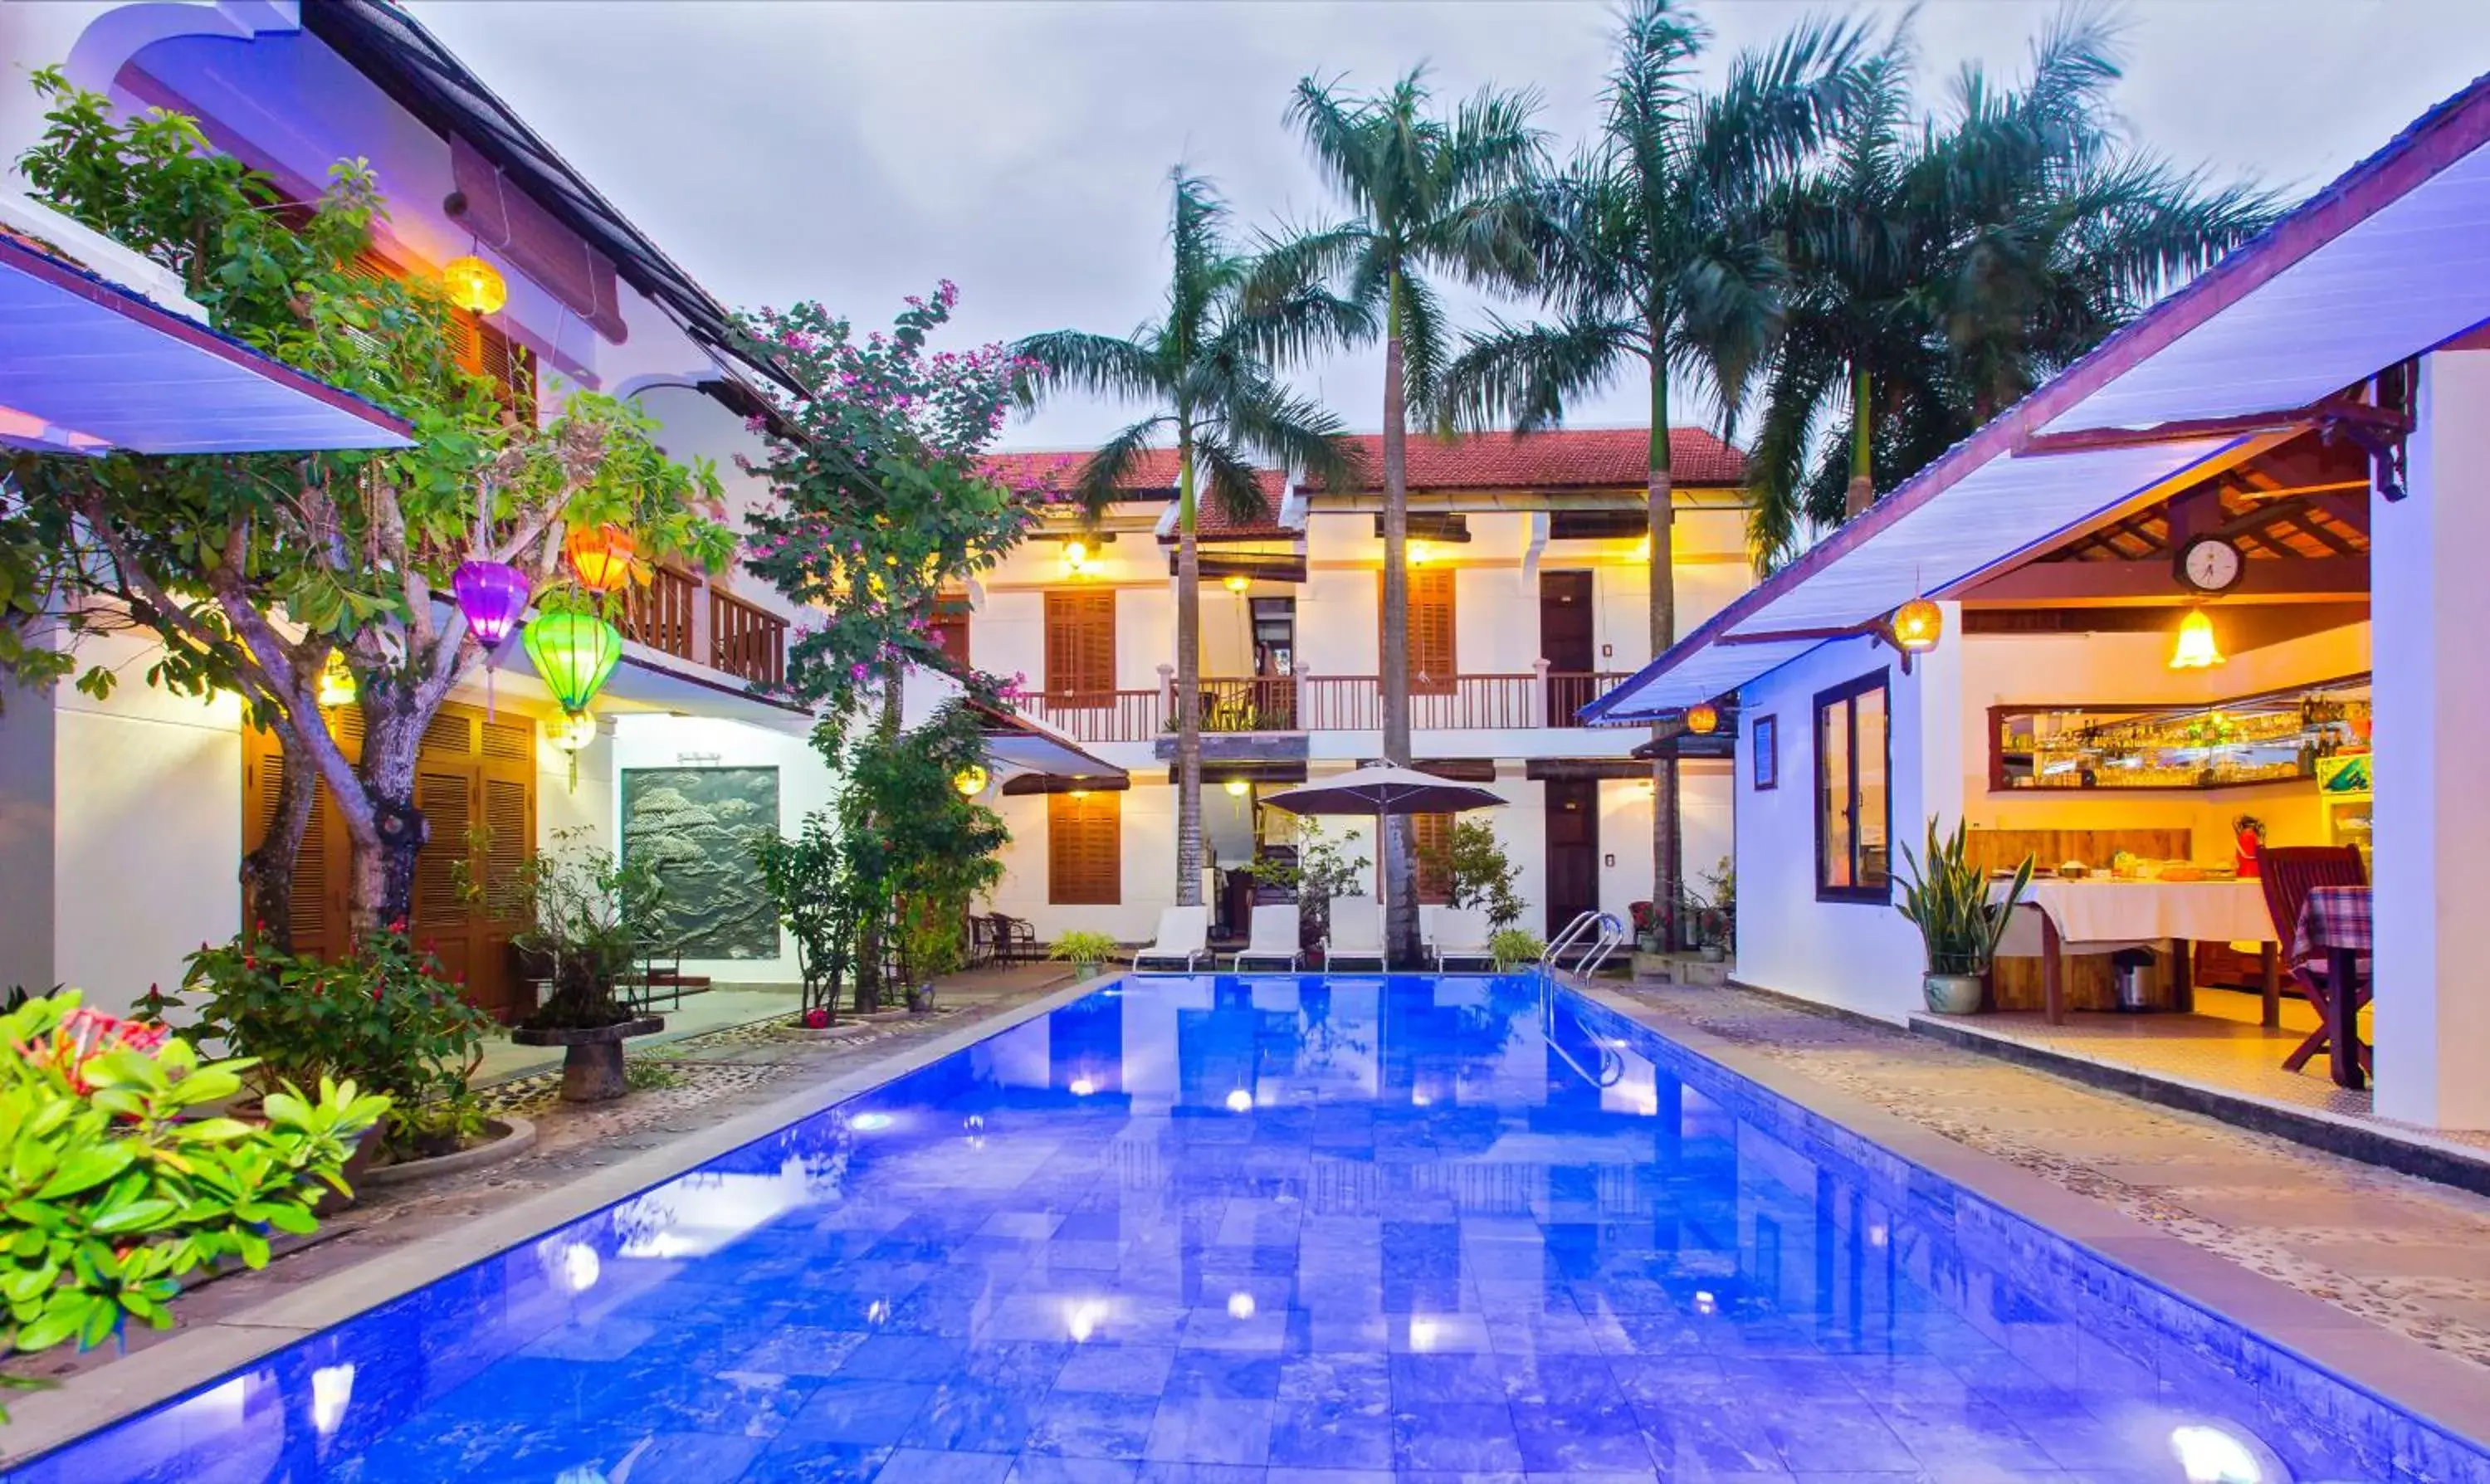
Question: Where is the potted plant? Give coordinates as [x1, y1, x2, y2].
[144, 926, 492, 1170]
[1247, 819, 1370, 959]
[1895, 818, 2033, 1014]
[2, 993, 387, 1417]
[479, 828, 668, 1101]
[1489, 929, 1546, 973]
[1049, 931, 1119, 978]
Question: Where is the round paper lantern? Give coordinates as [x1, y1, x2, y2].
[549, 710, 599, 752]
[523, 611, 623, 714]
[442, 255, 507, 315]
[564, 524, 642, 593]
[1890, 597, 1943, 654]
[317, 652, 357, 709]
[953, 764, 991, 797]
[452, 559, 532, 647]
[1685, 702, 1720, 735]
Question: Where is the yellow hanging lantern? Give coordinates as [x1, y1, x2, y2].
[316, 652, 358, 709]
[1890, 597, 1943, 654]
[2169, 608, 2225, 670]
[954, 764, 991, 797]
[442, 255, 508, 315]
[1685, 702, 1721, 735]
[564, 524, 643, 593]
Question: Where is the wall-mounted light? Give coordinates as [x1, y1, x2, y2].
[1062, 539, 1090, 576]
[1407, 540, 1432, 566]
[2169, 608, 2224, 670]
[1632, 535, 1652, 564]
[1890, 597, 1942, 655]
[1067, 787, 1091, 801]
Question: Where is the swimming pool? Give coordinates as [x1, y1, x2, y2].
[7, 975, 2484, 1482]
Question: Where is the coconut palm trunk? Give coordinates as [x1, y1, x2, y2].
[1379, 277, 1417, 965]
[1174, 439, 1204, 907]
[1646, 361, 1682, 945]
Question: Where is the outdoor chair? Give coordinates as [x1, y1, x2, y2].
[1229, 904, 1302, 973]
[965, 914, 997, 969]
[1324, 896, 1387, 972]
[1133, 906, 1213, 973]
[989, 913, 1038, 964]
[2257, 845, 2370, 1076]
[1428, 907, 1497, 972]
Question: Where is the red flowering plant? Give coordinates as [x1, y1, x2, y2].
[139, 928, 491, 1159]
[2, 990, 387, 1418]
[733, 285, 1046, 720]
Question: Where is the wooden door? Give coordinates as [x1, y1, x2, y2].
[1540, 570, 1594, 724]
[1543, 779, 1600, 938]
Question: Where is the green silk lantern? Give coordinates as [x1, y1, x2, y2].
[523, 611, 623, 714]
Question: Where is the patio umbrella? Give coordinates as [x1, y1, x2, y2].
[1259, 764, 1507, 966]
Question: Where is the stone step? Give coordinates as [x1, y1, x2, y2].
[1631, 951, 1735, 988]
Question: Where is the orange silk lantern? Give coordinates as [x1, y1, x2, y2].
[564, 524, 642, 592]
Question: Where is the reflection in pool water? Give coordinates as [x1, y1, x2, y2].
[5, 975, 2479, 1482]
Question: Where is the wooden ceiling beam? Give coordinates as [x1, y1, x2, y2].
[1961, 554, 2368, 605]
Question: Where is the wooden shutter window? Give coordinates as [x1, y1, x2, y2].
[1380, 569, 1457, 695]
[1044, 590, 1116, 705]
[1048, 791, 1122, 905]
[1412, 813, 1455, 905]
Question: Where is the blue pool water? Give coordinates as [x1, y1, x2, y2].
[8, 976, 2484, 1482]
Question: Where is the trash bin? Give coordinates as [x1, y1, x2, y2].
[2112, 948, 2160, 1012]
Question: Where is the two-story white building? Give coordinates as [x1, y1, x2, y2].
[967, 428, 1755, 945]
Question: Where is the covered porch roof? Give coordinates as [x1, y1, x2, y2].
[1587, 68, 2490, 724]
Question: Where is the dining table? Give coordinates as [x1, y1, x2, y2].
[1989, 875, 2283, 1026]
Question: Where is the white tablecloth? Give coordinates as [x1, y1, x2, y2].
[1990, 878, 2276, 956]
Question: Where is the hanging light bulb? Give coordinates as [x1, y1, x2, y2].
[1224, 778, 1250, 798]
[549, 710, 599, 752]
[1062, 539, 1089, 574]
[1685, 702, 1720, 735]
[1890, 598, 1942, 655]
[1224, 574, 1249, 593]
[442, 255, 507, 315]
[564, 524, 643, 593]
[954, 764, 991, 797]
[2169, 608, 2225, 670]
[523, 611, 624, 714]
[317, 652, 358, 709]
[1407, 541, 1431, 566]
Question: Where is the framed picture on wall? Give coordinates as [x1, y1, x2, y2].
[1752, 714, 1779, 791]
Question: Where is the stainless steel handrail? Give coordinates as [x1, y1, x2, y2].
[1540, 910, 1625, 977]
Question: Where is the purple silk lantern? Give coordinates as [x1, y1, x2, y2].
[453, 559, 533, 717]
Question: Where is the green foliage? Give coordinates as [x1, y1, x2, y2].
[1247, 819, 1371, 940]
[1679, 855, 1737, 949]
[623, 1060, 682, 1093]
[1895, 818, 2032, 976]
[140, 930, 488, 1156]
[754, 811, 858, 1023]
[0, 993, 387, 1414]
[474, 828, 666, 1031]
[1418, 818, 1526, 929]
[735, 289, 1034, 719]
[830, 697, 1008, 1002]
[1489, 929, 1548, 972]
[1048, 932, 1120, 972]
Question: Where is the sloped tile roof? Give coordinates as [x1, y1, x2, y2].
[1310, 427, 1745, 493]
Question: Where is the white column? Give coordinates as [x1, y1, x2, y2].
[0, 676, 55, 995]
[2373, 349, 2490, 1129]
[1910, 602, 1967, 848]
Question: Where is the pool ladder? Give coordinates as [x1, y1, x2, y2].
[1540, 910, 1628, 979]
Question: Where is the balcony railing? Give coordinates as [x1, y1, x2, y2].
[618, 566, 788, 691]
[1003, 670, 1633, 743]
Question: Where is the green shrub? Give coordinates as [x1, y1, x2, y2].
[1048, 931, 1120, 972]
[1, 993, 388, 1417]
[142, 929, 489, 1158]
[1488, 929, 1546, 972]
[1417, 818, 1527, 929]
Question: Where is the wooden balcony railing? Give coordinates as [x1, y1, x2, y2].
[1003, 671, 1635, 743]
[618, 566, 788, 691]
[711, 588, 788, 689]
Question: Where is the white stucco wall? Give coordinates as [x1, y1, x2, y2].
[0, 679, 56, 998]
[608, 714, 837, 986]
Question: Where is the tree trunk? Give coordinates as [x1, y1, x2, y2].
[1379, 274, 1417, 968]
[855, 673, 906, 1013]
[242, 712, 319, 952]
[350, 685, 427, 939]
[1646, 360, 1684, 948]
[1844, 364, 1876, 520]
[1174, 437, 1204, 910]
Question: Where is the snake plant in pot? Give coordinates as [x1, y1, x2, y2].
[1895, 818, 2034, 1014]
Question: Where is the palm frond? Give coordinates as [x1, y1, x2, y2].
[1189, 434, 1277, 530]
[1013, 330, 1169, 408]
[1442, 313, 1639, 434]
[1068, 414, 1173, 523]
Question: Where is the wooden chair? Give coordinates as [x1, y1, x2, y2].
[2256, 846, 2370, 1075]
[989, 913, 1038, 964]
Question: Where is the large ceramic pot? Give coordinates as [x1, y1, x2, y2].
[1921, 973, 1984, 1015]
[510, 1016, 664, 1102]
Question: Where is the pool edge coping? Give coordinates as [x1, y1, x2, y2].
[1578, 980, 2490, 1447]
[0, 974, 1116, 1466]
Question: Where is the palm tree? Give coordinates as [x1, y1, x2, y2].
[1442, 0, 1863, 941]
[1748, 7, 2275, 564]
[1016, 171, 1361, 915]
[1281, 68, 1546, 964]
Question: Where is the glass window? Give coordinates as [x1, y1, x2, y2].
[1815, 671, 1892, 901]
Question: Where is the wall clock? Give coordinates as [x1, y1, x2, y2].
[2175, 535, 2245, 593]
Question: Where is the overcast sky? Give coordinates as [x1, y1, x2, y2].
[410, 0, 2490, 451]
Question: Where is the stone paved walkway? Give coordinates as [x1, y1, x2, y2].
[1614, 980, 2490, 1374]
[17, 963, 1077, 1393]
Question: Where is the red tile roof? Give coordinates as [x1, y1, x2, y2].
[980, 448, 1291, 542]
[1310, 427, 1745, 493]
